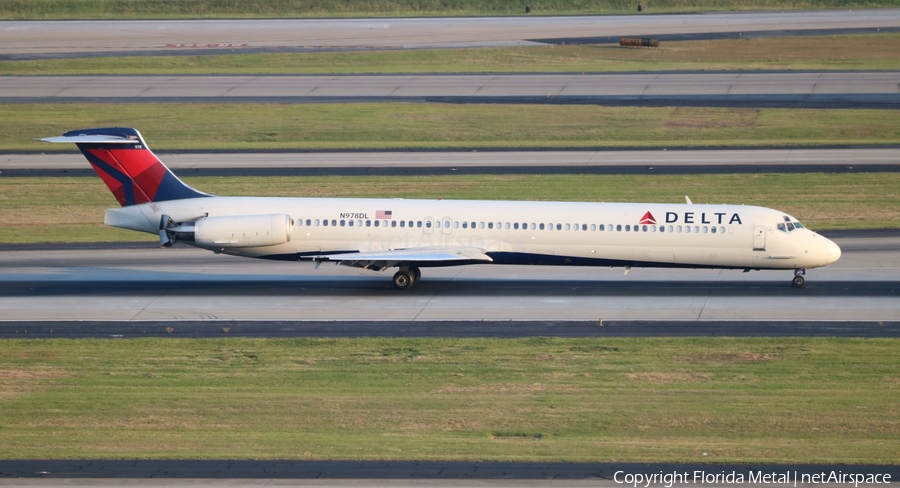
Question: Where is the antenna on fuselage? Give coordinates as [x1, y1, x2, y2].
[685, 196, 693, 205]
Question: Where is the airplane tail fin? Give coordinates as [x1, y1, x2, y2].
[40, 127, 209, 207]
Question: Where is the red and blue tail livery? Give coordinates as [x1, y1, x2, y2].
[41, 127, 208, 206]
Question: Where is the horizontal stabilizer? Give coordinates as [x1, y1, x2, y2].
[39, 135, 139, 144]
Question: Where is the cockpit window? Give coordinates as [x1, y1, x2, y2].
[778, 216, 805, 233]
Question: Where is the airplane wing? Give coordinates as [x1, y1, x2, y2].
[310, 246, 493, 271]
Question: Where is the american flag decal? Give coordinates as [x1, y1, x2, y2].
[376, 210, 392, 219]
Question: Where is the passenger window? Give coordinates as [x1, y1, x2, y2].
[323, 219, 329, 227]
[366, 220, 372, 227]
[540, 223, 545, 230]
[374, 220, 379, 227]
[454, 221, 459, 229]
[340, 219, 346, 226]
[582, 224, 587, 231]
[488, 222, 494, 229]
[669, 226, 675, 233]
[505, 222, 510, 230]
[392, 221, 397, 227]
[556, 223, 561, 230]
[599, 224, 604, 231]
[590, 224, 596, 231]
[400, 221, 405, 228]
[462, 222, 468, 229]
[711, 226, 716, 233]
[514, 223, 519, 230]
[616, 224, 621, 231]
[642, 225, 647, 232]
[305, 219, 311, 226]
[659, 226, 665, 233]
[680, 226, 685, 233]
[720, 226, 725, 234]
[479, 222, 484, 229]
[693, 226, 699, 233]
[417, 221, 422, 228]
[565, 223, 571, 231]
[625, 225, 630, 231]
[531, 223, 536, 230]
[315, 219, 320, 226]
[703, 226, 708, 233]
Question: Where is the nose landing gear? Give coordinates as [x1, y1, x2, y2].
[792, 268, 806, 288]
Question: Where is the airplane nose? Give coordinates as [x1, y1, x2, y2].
[825, 239, 842, 265]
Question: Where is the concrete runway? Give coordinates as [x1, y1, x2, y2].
[3, 148, 898, 177]
[4, 73, 900, 108]
[1, 235, 897, 322]
[4, 10, 900, 56]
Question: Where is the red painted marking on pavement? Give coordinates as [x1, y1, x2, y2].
[165, 43, 249, 48]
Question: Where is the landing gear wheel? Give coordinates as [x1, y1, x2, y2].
[393, 270, 416, 290]
[409, 266, 421, 284]
[792, 275, 805, 288]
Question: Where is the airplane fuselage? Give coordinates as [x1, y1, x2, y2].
[107, 196, 840, 271]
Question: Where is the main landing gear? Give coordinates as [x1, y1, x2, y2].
[792, 268, 806, 288]
[392, 266, 421, 290]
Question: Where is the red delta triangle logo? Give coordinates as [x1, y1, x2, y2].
[639, 211, 657, 225]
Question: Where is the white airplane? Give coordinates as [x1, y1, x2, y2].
[42, 127, 841, 290]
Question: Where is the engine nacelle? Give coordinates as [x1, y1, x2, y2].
[194, 214, 292, 248]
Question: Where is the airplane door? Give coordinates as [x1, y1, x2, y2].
[423, 217, 434, 234]
[753, 226, 766, 250]
[442, 217, 452, 235]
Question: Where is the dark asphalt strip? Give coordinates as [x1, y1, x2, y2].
[3, 93, 900, 108]
[1, 320, 898, 339]
[532, 26, 900, 45]
[1, 460, 897, 479]
[3, 165, 898, 178]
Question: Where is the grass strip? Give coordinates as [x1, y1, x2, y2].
[3, 0, 900, 20]
[0, 337, 897, 463]
[1, 173, 897, 244]
[7, 104, 900, 152]
[6, 34, 900, 75]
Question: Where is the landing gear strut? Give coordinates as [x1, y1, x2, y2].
[792, 268, 806, 288]
[392, 266, 421, 290]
